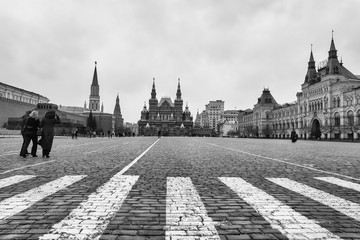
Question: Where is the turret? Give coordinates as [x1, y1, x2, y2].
[305, 45, 317, 84]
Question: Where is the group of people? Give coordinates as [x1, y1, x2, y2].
[20, 110, 60, 158]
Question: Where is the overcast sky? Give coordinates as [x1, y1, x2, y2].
[1, 0, 360, 123]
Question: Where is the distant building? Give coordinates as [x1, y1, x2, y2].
[219, 110, 239, 137]
[192, 110, 213, 136]
[238, 34, 360, 140]
[138, 78, 193, 136]
[0, 82, 50, 127]
[205, 100, 224, 131]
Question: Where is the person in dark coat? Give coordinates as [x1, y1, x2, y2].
[20, 110, 40, 158]
[20, 110, 32, 156]
[39, 110, 60, 158]
[291, 128, 297, 143]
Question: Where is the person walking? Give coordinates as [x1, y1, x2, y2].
[20, 110, 40, 158]
[291, 128, 297, 143]
[20, 110, 32, 156]
[39, 110, 60, 158]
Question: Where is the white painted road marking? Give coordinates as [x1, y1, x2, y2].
[40, 140, 159, 239]
[268, 178, 360, 221]
[0, 160, 57, 175]
[115, 138, 159, 174]
[0, 175, 86, 221]
[0, 175, 36, 189]
[219, 177, 341, 240]
[315, 177, 360, 192]
[198, 141, 360, 182]
[39, 174, 139, 240]
[166, 177, 220, 240]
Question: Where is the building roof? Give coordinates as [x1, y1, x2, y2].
[0, 82, 50, 101]
[256, 88, 278, 105]
[158, 97, 174, 107]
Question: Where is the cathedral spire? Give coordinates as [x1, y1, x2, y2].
[176, 78, 182, 100]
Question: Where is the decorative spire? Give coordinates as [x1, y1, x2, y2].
[151, 78, 157, 99]
[328, 31, 337, 59]
[305, 44, 317, 84]
[101, 102, 104, 113]
[92, 61, 99, 86]
[176, 78, 182, 100]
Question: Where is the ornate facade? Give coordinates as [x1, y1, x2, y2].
[238, 35, 360, 140]
[138, 78, 193, 136]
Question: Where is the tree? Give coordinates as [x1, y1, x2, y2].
[87, 111, 97, 131]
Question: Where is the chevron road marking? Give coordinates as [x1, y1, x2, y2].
[39, 174, 139, 240]
[166, 177, 220, 240]
[0, 175, 86, 221]
[268, 178, 360, 221]
[315, 176, 360, 192]
[219, 177, 341, 240]
[0, 175, 36, 189]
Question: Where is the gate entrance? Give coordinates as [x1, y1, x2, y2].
[311, 119, 321, 139]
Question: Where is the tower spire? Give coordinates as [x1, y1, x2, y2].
[304, 44, 317, 84]
[176, 78, 182, 100]
[92, 61, 99, 86]
[151, 78, 157, 99]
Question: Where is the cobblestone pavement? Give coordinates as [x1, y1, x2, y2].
[0, 137, 359, 240]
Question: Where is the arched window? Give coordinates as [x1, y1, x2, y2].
[334, 112, 340, 126]
[347, 111, 354, 126]
[337, 97, 341, 107]
[357, 110, 360, 126]
[333, 98, 336, 108]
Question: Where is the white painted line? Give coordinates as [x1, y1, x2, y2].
[0, 175, 36, 189]
[197, 141, 360, 182]
[39, 174, 139, 240]
[166, 177, 220, 240]
[219, 177, 341, 240]
[116, 138, 159, 175]
[0, 160, 57, 175]
[315, 177, 360, 192]
[268, 178, 360, 221]
[0, 153, 19, 157]
[84, 149, 101, 154]
[0, 175, 86, 221]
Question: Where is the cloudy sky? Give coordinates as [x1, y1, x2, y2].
[1, 0, 360, 123]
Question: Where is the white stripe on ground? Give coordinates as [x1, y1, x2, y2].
[114, 138, 159, 174]
[0, 175, 85, 221]
[219, 177, 341, 240]
[0, 175, 36, 189]
[39, 139, 158, 239]
[166, 177, 220, 240]
[198, 141, 360, 182]
[84, 150, 101, 154]
[39, 175, 139, 240]
[268, 177, 360, 221]
[315, 177, 360, 192]
[0, 160, 57, 175]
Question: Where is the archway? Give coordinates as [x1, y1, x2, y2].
[311, 119, 321, 139]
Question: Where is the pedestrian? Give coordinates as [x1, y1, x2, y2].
[291, 128, 297, 143]
[74, 128, 78, 139]
[20, 110, 32, 156]
[39, 110, 60, 158]
[158, 130, 161, 138]
[20, 110, 40, 158]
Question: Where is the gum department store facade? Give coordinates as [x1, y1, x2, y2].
[239, 36, 360, 140]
